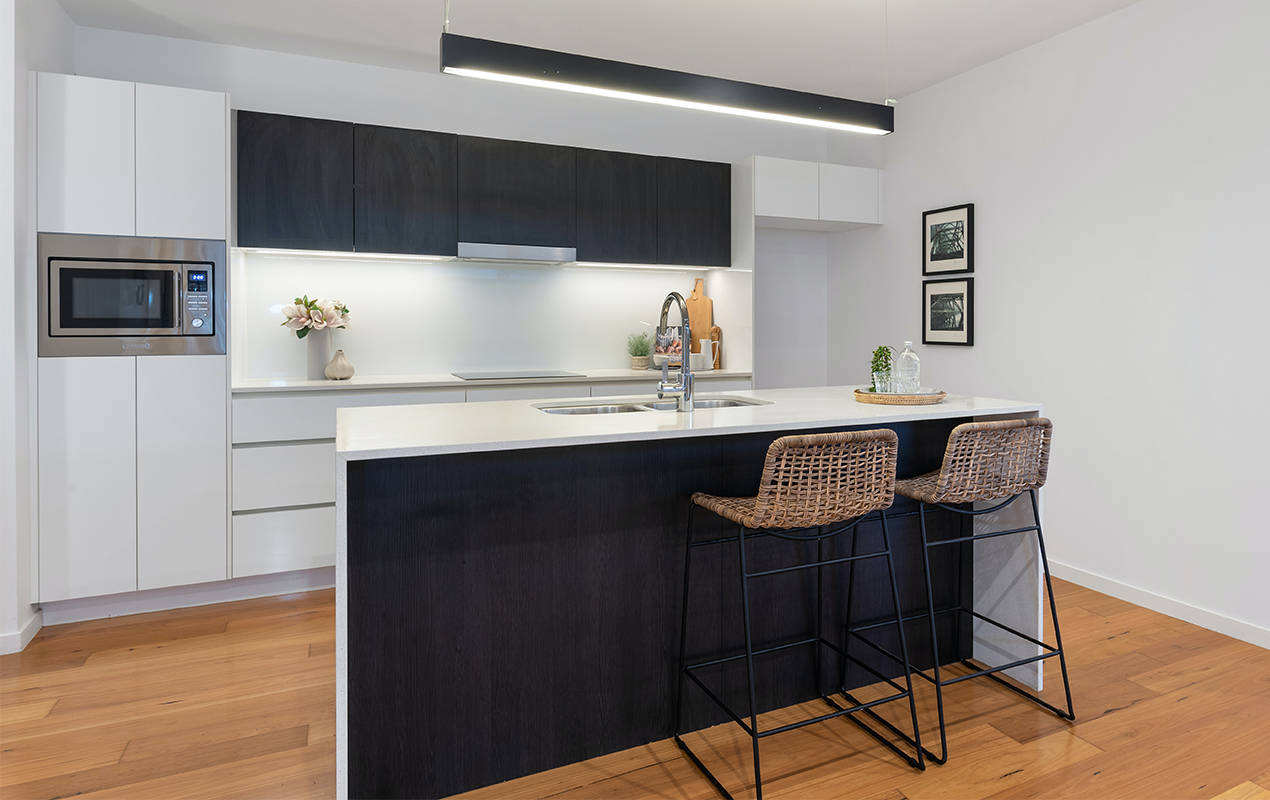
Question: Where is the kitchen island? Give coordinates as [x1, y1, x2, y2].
[335, 387, 1045, 799]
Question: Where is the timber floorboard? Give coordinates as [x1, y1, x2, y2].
[2, 580, 1269, 800]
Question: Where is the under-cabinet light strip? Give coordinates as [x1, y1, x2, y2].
[236, 248, 719, 271]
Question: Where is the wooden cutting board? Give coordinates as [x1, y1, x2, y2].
[685, 278, 713, 354]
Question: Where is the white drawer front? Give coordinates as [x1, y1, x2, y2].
[232, 442, 336, 511]
[232, 389, 464, 443]
[233, 506, 335, 578]
[465, 385, 590, 403]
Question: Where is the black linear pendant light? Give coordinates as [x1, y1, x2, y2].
[439, 32, 894, 135]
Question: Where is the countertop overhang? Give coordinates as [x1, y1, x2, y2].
[335, 386, 1041, 462]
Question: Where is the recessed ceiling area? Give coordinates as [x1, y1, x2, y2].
[56, 0, 1142, 101]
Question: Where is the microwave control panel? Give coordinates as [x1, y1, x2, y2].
[183, 265, 213, 334]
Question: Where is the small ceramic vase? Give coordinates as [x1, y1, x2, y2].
[325, 349, 355, 380]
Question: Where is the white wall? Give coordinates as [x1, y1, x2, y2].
[232, 253, 750, 379]
[753, 228, 829, 389]
[2, 0, 74, 654]
[828, 0, 1270, 644]
[74, 27, 830, 165]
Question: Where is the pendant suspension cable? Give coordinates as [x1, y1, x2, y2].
[444, 0, 451, 33]
[884, 0, 893, 105]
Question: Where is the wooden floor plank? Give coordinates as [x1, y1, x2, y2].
[1211, 783, 1270, 800]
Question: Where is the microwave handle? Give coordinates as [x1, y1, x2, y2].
[174, 266, 184, 326]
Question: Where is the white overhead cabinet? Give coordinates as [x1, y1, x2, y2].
[36, 72, 228, 240]
[38, 356, 229, 602]
[752, 155, 881, 230]
[36, 73, 136, 237]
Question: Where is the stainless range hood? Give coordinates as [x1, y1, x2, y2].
[456, 242, 577, 264]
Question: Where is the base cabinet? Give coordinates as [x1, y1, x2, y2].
[38, 357, 138, 602]
[136, 356, 229, 590]
[233, 506, 336, 578]
[38, 355, 229, 602]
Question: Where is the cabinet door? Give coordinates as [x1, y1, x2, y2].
[136, 83, 228, 240]
[753, 156, 819, 220]
[136, 356, 229, 590]
[576, 149, 657, 263]
[818, 163, 879, 224]
[237, 111, 354, 250]
[38, 357, 137, 601]
[657, 157, 731, 267]
[36, 73, 136, 236]
[355, 124, 457, 255]
[457, 136, 576, 247]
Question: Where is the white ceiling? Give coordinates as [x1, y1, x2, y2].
[56, 0, 1142, 101]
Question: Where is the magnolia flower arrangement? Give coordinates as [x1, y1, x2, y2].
[281, 295, 351, 339]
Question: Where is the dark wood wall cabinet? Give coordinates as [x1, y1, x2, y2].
[657, 157, 731, 267]
[236, 111, 732, 267]
[237, 111, 355, 251]
[575, 149, 658, 264]
[355, 125, 457, 256]
[456, 136, 576, 248]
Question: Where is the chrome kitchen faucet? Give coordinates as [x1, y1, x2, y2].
[657, 292, 694, 412]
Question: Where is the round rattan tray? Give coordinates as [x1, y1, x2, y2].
[854, 388, 947, 406]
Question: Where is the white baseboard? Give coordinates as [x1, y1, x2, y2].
[39, 567, 335, 627]
[1050, 560, 1270, 651]
[0, 609, 45, 655]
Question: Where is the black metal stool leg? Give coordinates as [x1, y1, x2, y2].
[1032, 490, 1075, 720]
[737, 524, 764, 800]
[837, 520, 860, 697]
[917, 501, 951, 765]
[879, 509, 926, 770]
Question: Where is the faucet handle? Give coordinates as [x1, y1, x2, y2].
[661, 360, 668, 382]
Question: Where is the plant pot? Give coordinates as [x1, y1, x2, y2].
[630, 355, 649, 370]
[306, 328, 331, 380]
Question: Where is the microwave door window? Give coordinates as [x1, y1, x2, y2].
[59, 268, 175, 330]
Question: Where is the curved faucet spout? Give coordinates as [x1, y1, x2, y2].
[657, 292, 694, 411]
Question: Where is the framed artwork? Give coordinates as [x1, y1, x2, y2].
[923, 277, 974, 346]
[922, 203, 974, 275]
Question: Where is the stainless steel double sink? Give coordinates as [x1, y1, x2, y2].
[537, 396, 772, 415]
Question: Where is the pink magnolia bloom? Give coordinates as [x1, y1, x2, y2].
[281, 303, 311, 330]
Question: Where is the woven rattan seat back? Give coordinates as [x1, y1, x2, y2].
[746, 429, 898, 529]
[925, 418, 1052, 504]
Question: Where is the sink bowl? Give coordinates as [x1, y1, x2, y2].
[538, 396, 771, 415]
[540, 404, 650, 415]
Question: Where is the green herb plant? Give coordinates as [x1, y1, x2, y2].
[869, 345, 894, 392]
[627, 331, 653, 358]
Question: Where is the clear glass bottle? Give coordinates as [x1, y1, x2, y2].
[896, 341, 921, 393]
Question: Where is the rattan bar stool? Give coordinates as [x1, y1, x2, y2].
[887, 417, 1074, 765]
[673, 429, 925, 800]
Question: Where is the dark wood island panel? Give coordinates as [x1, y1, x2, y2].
[345, 419, 973, 799]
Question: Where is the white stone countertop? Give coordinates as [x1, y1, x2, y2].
[233, 367, 752, 394]
[335, 386, 1042, 462]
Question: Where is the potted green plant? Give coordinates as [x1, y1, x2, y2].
[627, 332, 652, 370]
[870, 345, 894, 392]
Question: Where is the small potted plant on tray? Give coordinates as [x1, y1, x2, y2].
[870, 345, 894, 392]
[627, 331, 652, 370]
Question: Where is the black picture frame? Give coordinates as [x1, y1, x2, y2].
[922, 277, 974, 346]
[922, 203, 974, 276]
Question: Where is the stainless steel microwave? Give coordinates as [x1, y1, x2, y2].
[37, 233, 226, 357]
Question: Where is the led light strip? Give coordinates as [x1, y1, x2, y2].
[443, 67, 890, 135]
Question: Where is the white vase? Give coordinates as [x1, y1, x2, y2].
[325, 349, 354, 380]
[306, 328, 332, 380]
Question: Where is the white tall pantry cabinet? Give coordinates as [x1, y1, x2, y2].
[35, 72, 231, 603]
